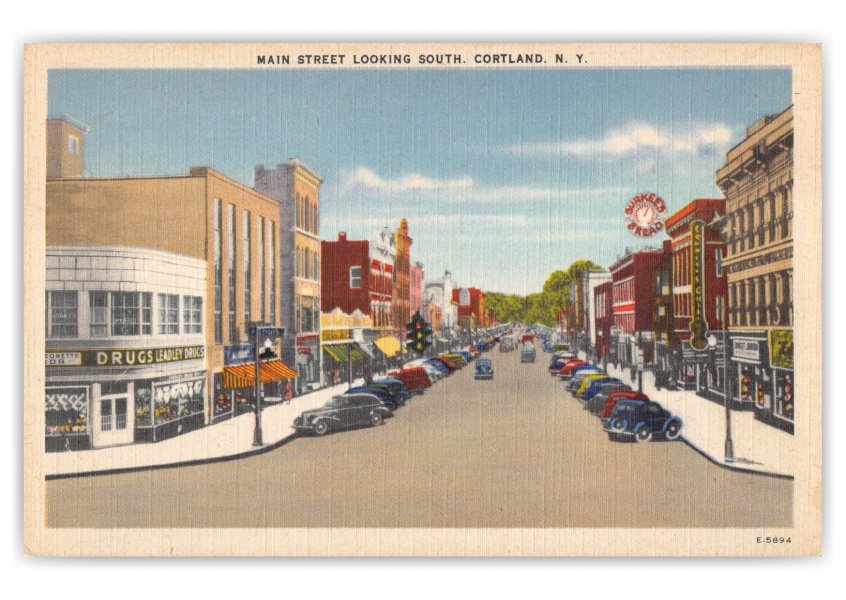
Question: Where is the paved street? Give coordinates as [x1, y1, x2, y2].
[46, 350, 792, 529]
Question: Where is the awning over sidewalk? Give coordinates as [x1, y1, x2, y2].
[222, 360, 299, 389]
[323, 342, 368, 363]
[374, 336, 402, 357]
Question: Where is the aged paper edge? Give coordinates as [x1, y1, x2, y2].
[22, 42, 822, 557]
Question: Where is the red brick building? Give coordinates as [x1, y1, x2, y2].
[409, 261, 424, 318]
[392, 219, 413, 335]
[608, 249, 665, 365]
[453, 287, 487, 329]
[594, 280, 614, 362]
[321, 232, 371, 315]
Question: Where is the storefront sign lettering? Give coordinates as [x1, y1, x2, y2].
[688, 220, 708, 350]
[732, 339, 761, 362]
[45, 345, 205, 367]
[224, 343, 255, 365]
[322, 329, 350, 342]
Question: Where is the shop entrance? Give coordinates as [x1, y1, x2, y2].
[93, 382, 134, 448]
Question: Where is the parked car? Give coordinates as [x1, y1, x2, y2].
[598, 391, 651, 423]
[345, 386, 400, 410]
[419, 363, 444, 383]
[456, 351, 473, 363]
[293, 392, 392, 436]
[557, 360, 589, 380]
[583, 382, 634, 414]
[443, 353, 468, 367]
[388, 367, 432, 395]
[521, 342, 536, 363]
[578, 376, 620, 401]
[474, 358, 494, 380]
[565, 367, 605, 392]
[605, 399, 683, 442]
[374, 377, 413, 403]
[424, 358, 453, 375]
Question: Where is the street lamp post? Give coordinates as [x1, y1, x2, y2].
[630, 333, 643, 393]
[709, 326, 735, 463]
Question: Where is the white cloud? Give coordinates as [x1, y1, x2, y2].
[505, 121, 734, 158]
[337, 167, 628, 205]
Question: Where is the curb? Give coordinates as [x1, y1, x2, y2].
[45, 430, 301, 481]
[679, 435, 794, 480]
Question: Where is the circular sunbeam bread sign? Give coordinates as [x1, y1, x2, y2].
[625, 192, 667, 236]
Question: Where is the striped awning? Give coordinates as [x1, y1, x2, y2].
[323, 342, 368, 363]
[374, 336, 402, 357]
[222, 360, 299, 389]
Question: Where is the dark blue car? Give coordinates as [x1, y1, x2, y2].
[374, 377, 412, 403]
[579, 377, 621, 402]
[346, 386, 400, 411]
[424, 359, 450, 375]
[604, 399, 683, 443]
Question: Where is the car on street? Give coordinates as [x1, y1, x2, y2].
[424, 358, 452, 376]
[521, 342, 536, 363]
[474, 358, 494, 380]
[293, 392, 393, 436]
[583, 383, 634, 414]
[373, 377, 413, 403]
[604, 399, 683, 442]
[598, 391, 651, 422]
[565, 367, 605, 392]
[443, 353, 468, 367]
[345, 386, 401, 410]
[578, 376, 621, 401]
[556, 360, 590, 380]
[388, 367, 432, 395]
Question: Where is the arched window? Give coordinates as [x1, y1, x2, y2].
[313, 204, 319, 235]
[304, 197, 311, 232]
[295, 193, 302, 228]
[304, 248, 310, 280]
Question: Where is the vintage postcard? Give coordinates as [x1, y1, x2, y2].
[23, 43, 822, 556]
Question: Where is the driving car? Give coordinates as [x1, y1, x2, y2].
[474, 358, 494, 380]
[604, 399, 683, 442]
[293, 393, 393, 436]
[521, 342, 536, 363]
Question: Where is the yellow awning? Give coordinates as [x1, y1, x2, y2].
[323, 342, 368, 363]
[222, 360, 299, 389]
[374, 336, 402, 357]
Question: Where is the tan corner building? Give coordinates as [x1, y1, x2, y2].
[45, 119, 284, 449]
[716, 105, 794, 433]
[254, 160, 323, 393]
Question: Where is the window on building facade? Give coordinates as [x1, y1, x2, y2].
[304, 197, 311, 232]
[313, 204, 319, 235]
[258, 216, 265, 323]
[350, 266, 362, 288]
[46, 291, 78, 338]
[314, 253, 319, 281]
[111, 292, 152, 336]
[295, 193, 302, 228]
[304, 248, 311, 280]
[68, 135, 79, 155]
[158, 294, 180, 334]
[243, 210, 251, 331]
[214, 199, 223, 344]
[715, 248, 723, 277]
[89, 291, 108, 337]
[269, 220, 276, 326]
[183, 296, 203, 334]
[228, 204, 237, 342]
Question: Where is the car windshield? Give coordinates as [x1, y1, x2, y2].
[325, 396, 343, 408]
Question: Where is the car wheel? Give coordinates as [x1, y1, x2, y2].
[635, 426, 653, 443]
[609, 417, 626, 432]
[665, 419, 682, 440]
[416, 385, 425, 396]
[370, 412, 384, 427]
[313, 420, 329, 436]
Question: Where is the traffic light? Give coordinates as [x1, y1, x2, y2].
[406, 312, 433, 354]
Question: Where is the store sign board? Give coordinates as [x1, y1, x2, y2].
[732, 339, 761, 363]
[769, 330, 794, 370]
[688, 220, 708, 350]
[322, 329, 351, 342]
[224, 343, 255, 365]
[46, 345, 205, 367]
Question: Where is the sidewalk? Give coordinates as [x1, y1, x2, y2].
[595, 358, 794, 477]
[44, 377, 371, 478]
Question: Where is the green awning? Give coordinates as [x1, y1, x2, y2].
[323, 342, 368, 363]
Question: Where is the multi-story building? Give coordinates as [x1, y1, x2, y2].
[580, 270, 612, 358]
[424, 295, 443, 337]
[409, 261, 424, 317]
[321, 231, 402, 364]
[45, 118, 289, 449]
[716, 106, 794, 432]
[424, 270, 458, 334]
[392, 219, 413, 336]
[593, 281, 614, 364]
[453, 287, 486, 329]
[663, 198, 727, 393]
[608, 249, 665, 366]
[652, 240, 675, 374]
[253, 160, 323, 393]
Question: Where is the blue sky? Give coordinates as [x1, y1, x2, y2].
[48, 68, 791, 295]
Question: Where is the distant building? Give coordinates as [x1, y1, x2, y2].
[409, 261, 424, 317]
[716, 105, 794, 433]
[581, 270, 612, 357]
[392, 219, 413, 335]
[424, 270, 458, 334]
[453, 287, 486, 329]
[253, 160, 323, 393]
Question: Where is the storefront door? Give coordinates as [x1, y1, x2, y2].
[92, 385, 134, 448]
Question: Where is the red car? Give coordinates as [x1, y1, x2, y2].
[599, 391, 650, 420]
[556, 360, 587, 378]
[388, 367, 432, 395]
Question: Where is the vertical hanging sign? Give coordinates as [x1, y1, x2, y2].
[689, 220, 708, 350]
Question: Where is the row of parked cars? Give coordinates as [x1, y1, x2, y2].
[548, 353, 684, 443]
[293, 343, 497, 437]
